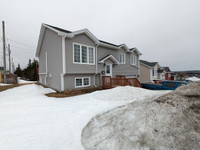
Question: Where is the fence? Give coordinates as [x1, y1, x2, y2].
[102, 76, 141, 89]
[1, 74, 18, 84]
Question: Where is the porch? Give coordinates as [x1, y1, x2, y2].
[102, 75, 142, 89]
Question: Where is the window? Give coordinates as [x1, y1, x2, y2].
[82, 46, 87, 63]
[152, 69, 154, 76]
[74, 44, 80, 63]
[89, 47, 94, 63]
[73, 43, 95, 65]
[119, 53, 125, 64]
[130, 55, 136, 65]
[75, 77, 90, 88]
[165, 82, 176, 88]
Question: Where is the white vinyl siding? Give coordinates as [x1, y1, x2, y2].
[73, 43, 95, 65]
[75, 77, 90, 88]
[130, 55, 136, 65]
[119, 53, 125, 64]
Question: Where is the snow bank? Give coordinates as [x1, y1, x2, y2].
[0, 84, 168, 150]
[18, 78, 36, 84]
[93, 86, 169, 101]
[82, 82, 200, 150]
[186, 76, 200, 82]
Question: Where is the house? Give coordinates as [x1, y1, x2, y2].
[36, 24, 142, 92]
[140, 60, 160, 83]
[157, 67, 171, 80]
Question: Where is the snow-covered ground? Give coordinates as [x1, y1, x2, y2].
[186, 76, 200, 81]
[0, 85, 169, 150]
[0, 83, 12, 86]
[82, 82, 200, 150]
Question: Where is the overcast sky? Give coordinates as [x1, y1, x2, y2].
[0, 0, 200, 71]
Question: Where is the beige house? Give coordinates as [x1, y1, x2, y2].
[140, 60, 160, 83]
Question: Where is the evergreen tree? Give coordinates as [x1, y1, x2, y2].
[14, 64, 23, 77]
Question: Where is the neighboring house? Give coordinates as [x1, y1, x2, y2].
[140, 60, 160, 83]
[157, 67, 171, 80]
[36, 24, 142, 92]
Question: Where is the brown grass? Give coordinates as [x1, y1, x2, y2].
[46, 87, 103, 98]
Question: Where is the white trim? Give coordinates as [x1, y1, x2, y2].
[73, 42, 95, 65]
[35, 24, 142, 58]
[62, 36, 66, 73]
[98, 55, 119, 64]
[75, 77, 90, 88]
[119, 53, 126, 64]
[61, 74, 64, 91]
[73, 29, 99, 44]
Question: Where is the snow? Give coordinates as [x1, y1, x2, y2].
[0, 85, 169, 150]
[18, 78, 36, 84]
[186, 76, 200, 81]
[0, 83, 11, 86]
[82, 82, 200, 150]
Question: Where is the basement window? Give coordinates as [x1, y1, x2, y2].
[75, 77, 90, 88]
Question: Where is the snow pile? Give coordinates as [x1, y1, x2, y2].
[0, 83, 11, 86]
[186, 76, 200, 82]
[18, 78, 36, 84]
[0, 84, 168, 150]
[93, 86, 169, 101]
[82, 82, 200, 150]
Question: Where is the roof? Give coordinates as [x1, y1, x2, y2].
[98, 54, 119, 64]
[36, 23, 142, 57]
[44, 24, 72, 33]
[140, 60, 158, 67]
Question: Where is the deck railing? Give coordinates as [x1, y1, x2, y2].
[102, 76, 141, 89]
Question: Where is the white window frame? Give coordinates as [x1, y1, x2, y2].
[130, 55, 136, 65]
[73, 42, 95, 65]
[119, 53, 126, 64]
[75, 77, 90, 88]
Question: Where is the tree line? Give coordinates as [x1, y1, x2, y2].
[14, 59, 38, 81]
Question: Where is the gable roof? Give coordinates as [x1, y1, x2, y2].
[36, 23, 142, 57]
[140, 60, 159, 68]
[98, 54, 119, 64]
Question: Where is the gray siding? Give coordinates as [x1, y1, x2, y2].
[65, 33, 96, 74]
[97, 46, 139, 77]
[39, 28, 62, 91]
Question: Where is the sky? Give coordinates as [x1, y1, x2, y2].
[0, 0, 200, 71]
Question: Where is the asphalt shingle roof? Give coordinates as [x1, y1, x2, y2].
[45, 24, 72, 34]
[140, 60, 158, 67]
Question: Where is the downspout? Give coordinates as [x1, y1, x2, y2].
[94, 43, 100, 87]
[45, 52, 48, 84]
[137, 54, 140, 81]
[61, 36, 66, 92]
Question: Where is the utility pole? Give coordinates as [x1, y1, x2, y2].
[2, 21, 6, 83]
[8, 44, 11, 73]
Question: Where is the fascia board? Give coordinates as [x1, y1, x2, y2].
[72, 29, 100, 44]
[140, 62, 152, 69]
[35, 25, 46, 57]
[99, 55, 119, 64]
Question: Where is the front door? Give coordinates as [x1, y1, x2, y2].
[105, 64, 112, 76]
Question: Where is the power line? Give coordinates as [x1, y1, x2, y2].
[0, 36, 36, 49]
